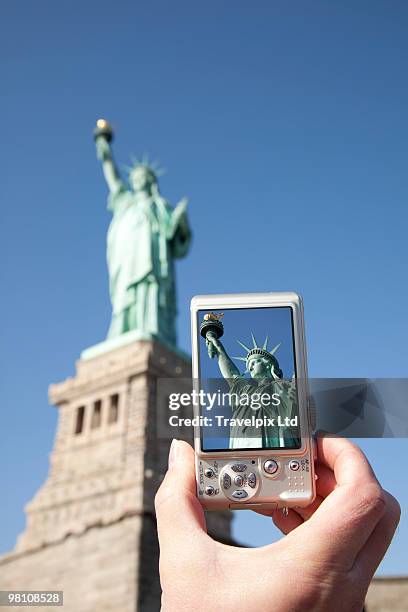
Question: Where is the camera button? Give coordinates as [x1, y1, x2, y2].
[263, 459, 279, 475]
[234, 475, 244, 487]
[289, 460, 300, 472]
[231, 490, 248, 499]
[231, 463, 247, 472]
[248, 472, 257, 488]
[204, 468, 215, 478]
[222, 473, 232, 489]
[205, 486, 216, 496]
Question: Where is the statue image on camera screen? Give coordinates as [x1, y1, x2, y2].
[201, 313, 300, 450]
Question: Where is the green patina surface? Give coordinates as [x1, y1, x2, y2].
[94, 120, 192, 349]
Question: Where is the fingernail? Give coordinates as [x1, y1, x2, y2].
[168, 439, 179, 470]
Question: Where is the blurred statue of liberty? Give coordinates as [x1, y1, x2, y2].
[94, 120, 192, 346]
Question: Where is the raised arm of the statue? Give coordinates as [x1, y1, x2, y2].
[93, 121, 124, 195]
[95, 136, 123, 194]
[218, 349, 240, 380]
[206, 334, 240, 379]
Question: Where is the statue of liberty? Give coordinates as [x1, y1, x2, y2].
[201, 314, 299, 449]
[94, 120, 192, 345]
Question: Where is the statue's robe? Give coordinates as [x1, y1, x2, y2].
[227, 377, 300, 450]
[106, 184, 191, 343]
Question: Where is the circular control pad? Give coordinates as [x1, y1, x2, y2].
[220, 463, 259, 501]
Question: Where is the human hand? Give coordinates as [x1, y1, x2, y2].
[155, 437, 400, 612]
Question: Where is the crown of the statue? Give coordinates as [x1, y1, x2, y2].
[125, 153, 165, 178]
[233, 333, 281, 367]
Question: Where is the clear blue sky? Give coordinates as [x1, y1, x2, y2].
[1, 1, 407, 575]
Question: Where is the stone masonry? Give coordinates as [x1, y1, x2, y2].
[0, 339, 232, 611]
[1, 338, 406, 612]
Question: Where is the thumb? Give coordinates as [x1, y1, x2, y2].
[155, 440, 208, 559]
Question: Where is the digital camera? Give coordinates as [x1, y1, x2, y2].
[190, 292, 316, 511]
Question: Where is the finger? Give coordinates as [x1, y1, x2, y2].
[255, 463, 332, 528]
[353, 490, 401, 585]
[255, 449, 364, 523]
[315, 462, 337, 498]
[155, 440, 208, 562]
[256, 455, 346, 528]
[255, 496, 324, 523]
[292, 437, 387, 567]
[317, 435, 378, 486]
[254, 507, 303, 534]
[293, 495, 324, 521]
[272, 508, 303, 534]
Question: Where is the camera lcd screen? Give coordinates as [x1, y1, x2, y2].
[197, 306, 301, 452]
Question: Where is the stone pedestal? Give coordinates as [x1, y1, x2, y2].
[0, 339, 233, 611]
[366, 577, 408, 612]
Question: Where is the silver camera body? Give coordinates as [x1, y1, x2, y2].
[191, 292, 316, 511]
